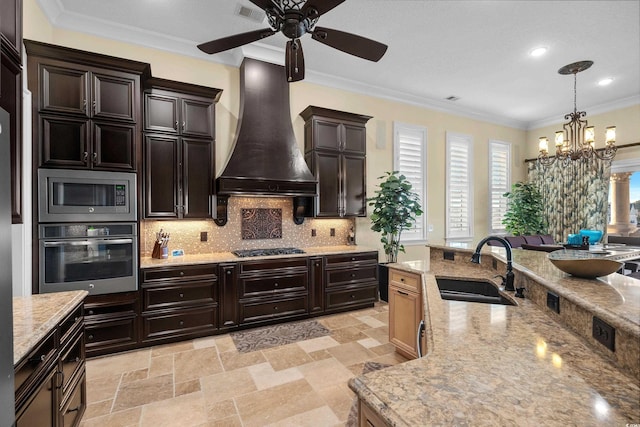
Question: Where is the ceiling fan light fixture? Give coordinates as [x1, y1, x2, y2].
[598, 77, 614, 86]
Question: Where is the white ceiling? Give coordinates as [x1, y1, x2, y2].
[36, 0, 640, 130]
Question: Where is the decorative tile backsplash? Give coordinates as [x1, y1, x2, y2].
[241, 208, 282, 240]
[140, 197, 355, 256]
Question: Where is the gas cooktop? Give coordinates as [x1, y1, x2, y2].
[232, 247, 305, 258]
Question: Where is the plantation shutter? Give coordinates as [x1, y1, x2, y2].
[489, 141, 511, 233]
[393, 123, 427, 242]
[446, 132, 473, 240]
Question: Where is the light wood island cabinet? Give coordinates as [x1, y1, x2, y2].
[388, 267, 424, 359]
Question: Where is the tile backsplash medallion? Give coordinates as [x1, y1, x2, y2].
[140, 197, 355, 256]
[241, 208, 282, 240]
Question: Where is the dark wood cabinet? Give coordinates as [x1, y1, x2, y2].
[140, 264, 218, 344]
[309, 256, 324, 314]
[14, 300, 86, 427]
[1, 0, 23, 223]
[84, 292, 139, 358]
[25, 40, 151, 172]
[237, 258, 309, 325]
[300, 106, 371, 218]
[324, 252, 378, 313]
[143, 78, 221, 219]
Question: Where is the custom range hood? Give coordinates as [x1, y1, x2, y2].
[216, 57, 317, 197]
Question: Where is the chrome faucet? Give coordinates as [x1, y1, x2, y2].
[470, 236, 525, 298]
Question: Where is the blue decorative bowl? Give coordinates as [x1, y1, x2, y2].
[579, 229, 603, 245]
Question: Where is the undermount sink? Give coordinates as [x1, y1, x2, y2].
[435, 278, 516, 306]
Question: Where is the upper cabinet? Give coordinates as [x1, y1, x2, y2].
[300, 106, 372, 218]
[1, 0, 23, 223]
[25, 40, 151, 171]
[143, 78, 222, 219]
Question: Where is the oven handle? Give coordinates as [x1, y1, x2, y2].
[43, 238, 134, 247]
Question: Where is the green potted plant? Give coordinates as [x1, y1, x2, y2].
[368, 171, 423, 301]
[502, 182, 546, 235]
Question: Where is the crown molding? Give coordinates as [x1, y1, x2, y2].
[528, 94, 640, 131]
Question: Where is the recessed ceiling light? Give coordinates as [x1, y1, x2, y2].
[598, 77, 614, 86]
[529, 47, 548, 57]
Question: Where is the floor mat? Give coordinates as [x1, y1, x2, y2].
[346, 362, 392, 426]
[230, 319, 331, 353]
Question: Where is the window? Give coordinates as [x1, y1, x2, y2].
[393, 122, 427, 242]
[446, 132, 473, 241]
[489, 140, 511, 234]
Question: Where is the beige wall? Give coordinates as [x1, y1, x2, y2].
[23, 0, 638, 262]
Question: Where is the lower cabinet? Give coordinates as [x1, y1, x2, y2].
[358, 399, 390, 427]
[14, 301, 86, 427]
[141, 264, 218, 344]
[324, 252, 378, 313]
[84, 292, 139, 358]
[388, 267, 424, 359]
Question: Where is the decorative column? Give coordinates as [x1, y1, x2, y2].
[608, 172, 637, 236]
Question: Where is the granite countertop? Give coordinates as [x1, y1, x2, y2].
[13, 290, 88, 365]
[350, 250, 640, 426]
[140, 245, 377, 268]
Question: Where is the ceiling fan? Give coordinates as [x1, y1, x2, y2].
[197, 0, 388, 82]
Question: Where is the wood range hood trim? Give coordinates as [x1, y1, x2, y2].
[216, 58, 317, 197]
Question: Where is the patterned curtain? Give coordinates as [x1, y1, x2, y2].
[527, 158, 611, 243]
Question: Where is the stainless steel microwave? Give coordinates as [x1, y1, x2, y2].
[38, 169, 137, 222]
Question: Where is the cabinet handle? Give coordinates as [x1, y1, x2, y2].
[274, 283, 278, 287]
[398, 290, 408, 296]
[88, 334, 94, 340]
[400, 278, 405, 282]
[82, 99, 87, 113]
[92, 100, 96, 114]
[351, 273, 356, 278]
[92, 152, 97, 164]
[174, 121, 178, 130]
[66, 405, 81, 414]
[274, 306, 278, 310]
[350, 294, 356, 299]
[179, 320, 184, 326]
[87, 309, 94, 315]
[351, 257, 356, 261]
[226, 270, 231, 275]
[182, 121, 186, 131]
[29, 354, 46, 364]
[179, 271, 185, 276]
[179, 293, 184, 298]
[83, 151, 88, 164]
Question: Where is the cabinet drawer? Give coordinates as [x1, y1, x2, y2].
[325, 285, 377, 311]
[59, 304, 83, 347]
[239, 296, 307, 324]
[239, 273, 307, 299]
[14, 330, 57, 397]
[142, 264, 217, 282]
[60, 329, 84, 395]
[325, 252, 377, 267]
[239, 257, 307, 274]
[389, 269, 421, 293]
[85, 316, 137, 352]
[85, 292, 138, 319]
[60, 372, 86, 427]
[142, 306, 217, 342]
[142, 281, 217, 311]
[326, 265, 377, 288]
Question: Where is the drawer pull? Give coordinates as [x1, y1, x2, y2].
[88, 334, 94, 340]
[351, 257, 356, 261]
[87, 309, 94, 315]
[398, 290, 409, 296]
[226, 270, 231, 275]
[351, 294, 356, 299]
[179, 293, 184, 298]
[274, 306, 278, 310]
[274, 283, 279, 287]
[29, 354, 46, 364]
[179, 320, 184, 326]
[74, 316, 80, 322]
[400, 278, 405, 282]
[351, 273, 356, 277]
[180, 271, 185, 276]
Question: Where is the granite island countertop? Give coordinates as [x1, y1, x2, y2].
[349, 249, 640, 426]
[140, 245, 377, 268]
[13, 290, 88, 365]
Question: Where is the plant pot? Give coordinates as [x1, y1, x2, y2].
[378, 263, 389, 302]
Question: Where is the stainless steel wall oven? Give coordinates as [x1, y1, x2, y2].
[39, 223, 138, 295]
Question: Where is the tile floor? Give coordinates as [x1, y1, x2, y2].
[80, 302, 407, 427]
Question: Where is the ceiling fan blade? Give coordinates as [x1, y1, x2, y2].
[312, 26, 387, 62]
[301, 0, 346, 18]
[197, 28, 276, 54]
[286, 39, 305, 82]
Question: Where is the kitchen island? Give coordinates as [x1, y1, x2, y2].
[350, 245, 640, 426]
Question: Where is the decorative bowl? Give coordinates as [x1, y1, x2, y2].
[579, 229, 603, 245]
[548, 250, 622, 278]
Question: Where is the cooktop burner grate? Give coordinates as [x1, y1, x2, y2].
[232, 247, 305, 257]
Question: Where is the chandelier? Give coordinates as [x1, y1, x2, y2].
[538, 60, 616, 167]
